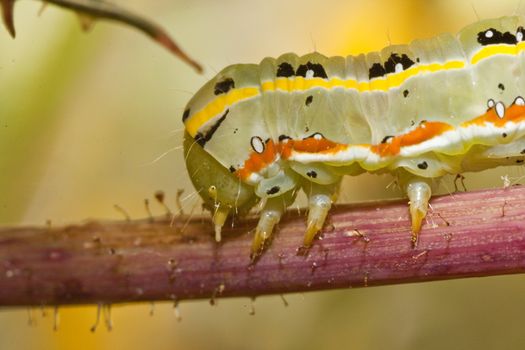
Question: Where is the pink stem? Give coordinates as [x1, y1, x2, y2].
[1, 186, 525, 306]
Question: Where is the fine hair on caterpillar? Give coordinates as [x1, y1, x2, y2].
[182, 15, 525, 260]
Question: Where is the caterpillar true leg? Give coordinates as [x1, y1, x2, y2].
[399, 172, 433, 247]
[303, 181, 341, 248]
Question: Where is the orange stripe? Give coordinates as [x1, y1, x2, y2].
[235, 106, 525, 180]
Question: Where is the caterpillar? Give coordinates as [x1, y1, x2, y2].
[182, 16, 525, 259]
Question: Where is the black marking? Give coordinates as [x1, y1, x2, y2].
[214, 78, 235, 95]
[502, 132, 508, 138]
[233, 128, 238, 134]
[296, 62, 328, 79]
[416, 57, 421, 63]
[266, 186, 280, 195]
[417, 161, 428, 170]
[306, 170, 318, 178]
[276, 62, 295, 77]
[521, 149, 525, 154]
[403, 89, 409, 98]
[304, 132, 324, 140]
[477, 28, 517, 46]
[194, 109, 229, 146]
[384, 53, 415, 74]
[517, 159, 524, 164]
[381, 135, 394, 144]
[279, 134, 292, 141]
[305, 95, 313, 106]
[229, 166, 236, 173]
[182, 108, 191, 122]
[498, 83, 505, 91]
[369, 62, 386, 79]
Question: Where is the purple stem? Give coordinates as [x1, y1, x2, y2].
[1, 186, 525, 306]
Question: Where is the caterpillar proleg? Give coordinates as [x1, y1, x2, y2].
[183, 16, 525, 258]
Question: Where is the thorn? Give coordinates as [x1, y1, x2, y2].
[77, 13, 96, 32]
[90, 304, 101, 333]
[37, 2, 47, 17]
[1, 0, 16, 38]
[113, 204, 131, 221]
[155, 190, 172, 218]
[103, 304, 113, 331]
[175, 189, 184, 215]
[173, 300, 182, 322]
[149, 302, 155, 316]
[53, 305, 60, 331]
[144, 199, 154, 223]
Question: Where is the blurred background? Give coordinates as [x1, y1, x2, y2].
[2, 0, 525, 349]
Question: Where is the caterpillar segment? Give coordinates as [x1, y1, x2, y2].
[182, 16, 525, 256]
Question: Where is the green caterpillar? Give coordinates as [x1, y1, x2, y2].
[183, 16, 525, 259]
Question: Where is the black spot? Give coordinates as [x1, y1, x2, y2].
[304, 132, 324, 140]
[369, 62, 386, 79]
[233, 128, 238, 134]
[381, 135, 394, 144]
[229, 166, 236, 173]
[296, 62, 328, 79]
[306, 170, 318, 178]
[419, 120, 427, 125]
[214, 78, 235, 95]
[403, 90, 409, 98]
[520, 149, 525, 154]
[182, 108, 191, 122]
[276, 62, 295, 77]
[502, 133, 508, 138]
[279, 134, 291, 141]
[498, 83, 505, 91]
[266, 186, 280, 195]
[305, 95, 313, 106]
[194, 109, 229, 147]
[477, 28, 517, 46]
[417, 161, 428, 170]
[384, 53, 415, 74]
[305, 126, 310, 132]
[416, 57, 421, 63]
[517, 159, 524, 164]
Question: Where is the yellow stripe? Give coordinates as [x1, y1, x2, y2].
[185, 43, 522, 136]
[185, 87, 260, 137]
[261, 60, 465, 93]
[470, 43, 525, 65]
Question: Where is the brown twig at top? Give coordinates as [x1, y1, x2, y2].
[0, 0, 203, 73]
[1, 186, 525, 306]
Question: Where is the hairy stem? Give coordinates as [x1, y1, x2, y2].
[1, 186, 525, 306]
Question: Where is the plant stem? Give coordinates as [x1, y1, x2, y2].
[1, 186, 525, 306]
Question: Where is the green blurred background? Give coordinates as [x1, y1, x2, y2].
[2, 0, 525, 349]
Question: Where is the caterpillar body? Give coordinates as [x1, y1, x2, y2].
[183, 16, 525, 258]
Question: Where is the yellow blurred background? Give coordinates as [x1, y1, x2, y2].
[2, 0, 525, 349]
